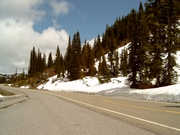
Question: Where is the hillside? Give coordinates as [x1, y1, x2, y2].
[17, 43, 180, 103]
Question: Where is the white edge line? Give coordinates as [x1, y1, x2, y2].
[51, 93, 180, 132]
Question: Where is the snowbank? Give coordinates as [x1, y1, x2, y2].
[36, 74, 180, 103]
[130, 84, 180, 103]
[37, 76, 127, 93]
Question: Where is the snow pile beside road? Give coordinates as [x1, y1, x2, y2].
[36, 74, 180, 103]
[129, 84, 180, 103]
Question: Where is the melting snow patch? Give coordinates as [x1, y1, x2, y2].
[20, 85, 30, 89]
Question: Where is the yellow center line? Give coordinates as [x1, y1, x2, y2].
[103, 100, 180, 115]
[50, 93, 180, 132]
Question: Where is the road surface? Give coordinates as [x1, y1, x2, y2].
[0, 85, 180, 135]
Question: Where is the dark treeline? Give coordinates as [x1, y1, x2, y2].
[28, 0, 180, 88]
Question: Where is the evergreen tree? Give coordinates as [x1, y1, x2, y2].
[28, 47, 37, 77]
[98, 58, 102, 75]
[120, 48, 128, 76]
[28, 47, 46, 77]
[60, 54, 65, 78]
[47, 51, 53, 68]
[147, 0, 164, 86]
[127, 9, 139, 88]
[137, 2, 150, 84]
[94, 35, 103, 60]
[161, 0, 179, 85]
[81, 41, 88, 75]
[113, 51, 120, 77]
[101, 55, 110, 79]
[65, 36, 73, 77]
[85, 42, 96, 76]
[147, 0, 180, 86]
[37, 49, 42, 73]
[68, 32, 82, 80]
[54, 46, 61, 77]
[42, 53, 46, 72]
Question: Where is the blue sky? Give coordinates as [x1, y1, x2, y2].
[34, 0, 147, 42]
[0, 0, 147, 74]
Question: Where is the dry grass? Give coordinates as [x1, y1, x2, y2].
[0, 89, 14, 96]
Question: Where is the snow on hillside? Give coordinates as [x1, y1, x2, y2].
[87, 37, 102, 46]
[37, 76, 128, 93]
[34, 42, 180, 103]
[95, 42, 131, 70]
[86, 39, 95, 46]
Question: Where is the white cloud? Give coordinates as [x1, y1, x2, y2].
[51, 0, 74, 16]
[0, 0, 45, 23]
[0, 19, 69, 73]
[0, 0, 70, 74]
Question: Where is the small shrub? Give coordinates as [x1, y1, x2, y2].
[97, 76, 111, 84]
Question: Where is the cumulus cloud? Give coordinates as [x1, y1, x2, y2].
[0, 0, 45, 23]
[0, 0, 71, 73]
[0, 17, 69, 73]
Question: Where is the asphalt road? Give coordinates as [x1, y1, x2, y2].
[0, 85, 180, 135]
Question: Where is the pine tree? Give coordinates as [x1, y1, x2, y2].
[137, 2, 150, 84]
[37, 49, 42, 73]
[87, 43, 96, 76]
[68, 32, 82, 80]
[94, 35, 103, 60]
[98, 58, 102, 75]
[147, 0, 164, 87]
[101, 55, 110, 80]
[54, 46, 61, 77]
[60, 54, 65, 78]
[146, 0, 180, 86]
[47, 51, 53, 68]
[120, 48, 128, 76]
[28, 47, 37, 77]
[64, 36, 73, 77]
[127, 9, 139, 88]
[113, 51, 120, 77]
[81, 41, 96, 76]
[42, 53, 46, 72]
[81, 41, 88, 75]
[161, 0, 179, 85]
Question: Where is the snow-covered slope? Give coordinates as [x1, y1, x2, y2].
[27, 42, 180, 103]
[37, 76, 128, 93]
[86, 37, 102, 46]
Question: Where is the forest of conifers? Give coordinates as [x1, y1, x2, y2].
[28, 0, 180, 88]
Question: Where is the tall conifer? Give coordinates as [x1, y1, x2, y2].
[47, 52, 53, 68]
[54, 46, 61, 77]
[127, 9, 139, 88]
